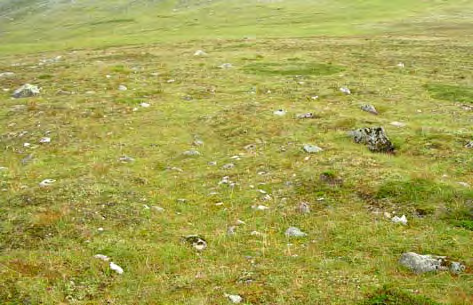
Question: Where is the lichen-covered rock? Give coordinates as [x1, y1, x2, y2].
[399, 252, 465, 274]
[285, 227, 307, 237]
[303, 144, 323, 153]
[360, 104, 378, 115]
[350, 127, 395, 153]
[183, 235, 207, 251]
[12, 84, 40, 98]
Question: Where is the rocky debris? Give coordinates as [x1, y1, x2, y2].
[222, 163, 235, 170]
[183, 235, 207, 251]
[218, 176, 235, 187]
[464, 141, 473, 148]
[21, 154, 33, 165]
[109, 262, 124, 274]
[193, 139, 204, 146]
[227, 226, 237, 236]
[319, 172, 343, 186]
[12, 84, 40, 98]
[244, 144, 257, 151]
[194, 50, 207, 56]
[360, 104, 378, 115]
[219, 63, 233, 69]
[39, 55, 62, 65]
[303, 144, 323, 153]
[273, 109, 287, 116]
[0, 72, 15, 78]
[94, 254, 110, 262]
[296, 112, 318, 119]
[152, 206, 165, 212]
[397, 62, 405, 68]
[183, 150, 201, 156]
[285, 227, 307, 237]
[208, 161, 218, 166]
[390, 121, 406, 128]
[350, 127, 395, 153]
[39, 137, 51, 144]
[399, 252, 465, 274]
[298, 202, 310, 214]
[252, 204, 270, 211]
[340, 87, 351, 95]
[224, 294, 243, 304]
[39, 179, 55, 187]
[140, 102, 150, 108]
[56, 89, 73, 95]
[251, 231, 263, 236]
[118, 85, 128, 91]
[119, 155, 135, 163]
[391, 215, 408, 225]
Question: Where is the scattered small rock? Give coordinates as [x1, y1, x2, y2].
[298, 202, 310, 214]
[244, 144, 257, 151]
[464, 141, 473, 148]
[319, 172, 343, 186]
[183, 235, 207, 251]
[12, 84, 40, 98]
[340, 87, 351, 95]
[152, 206, 165, 212]
[94, 254, 110, 261]
[285, 227, 307, 237]
[397, 62, 405, 68]
[296, 112, 318, 119]
[360, 104, 378, 115]
[303, 144, 323, 153]
[252, 205, 269, 211]
[39, 137, 51, 144]
[273, 109, 286, 116]
[119, 155, 135, 163]
[399, 252, 465, 274]
[391, 215, 408, 225]
[110, 262, 124, 274]
[0, 72, 15, 78]
[118, 85, 128, 91]
[227, 226, 237, 236]
[350, 127, 395, 153]
[194, 50, 207, 56]
[224, 294, 243, 304]
[390, 121, 406, 128]
[193, 139, 204, 146]
[39, 179, 55, 187]
[140, 102, 150, 108]
[183, 150, 201, 156]
[219, 63, 233, 69]
[222, 163, 235, 170]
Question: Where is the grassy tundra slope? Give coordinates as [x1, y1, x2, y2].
[0, 0, 473, 304]
[0, 0, 473, 54]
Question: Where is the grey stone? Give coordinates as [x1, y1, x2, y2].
[183, 235, 207, 251]
[296, 112, 317, 119]
[0, 72, 15, 78]
[350, 127, 395, 153]
[183, 150, 201, 156]
[303, 144, 323, 153]
[119, 155, 135, 163]
[465, 141, 473, 148]
[285, 227, 307, 237]
[12, 84, 40, 98]
[298, 202, 310, 214]
[222, 163, 235, 170]
[219, 63, 233, 69]
[360, 104, 378, 115]
[399, 252, 465, 274]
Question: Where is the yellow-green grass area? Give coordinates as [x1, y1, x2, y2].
[0, 35, 472, 304]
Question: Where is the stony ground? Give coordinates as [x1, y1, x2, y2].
[0, 36, 472, 304]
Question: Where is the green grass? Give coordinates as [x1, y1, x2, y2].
[0, 1, 472, 304]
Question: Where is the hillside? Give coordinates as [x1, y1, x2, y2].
[0, 0, 473, 54]
[0, 1, 472, 304]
